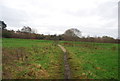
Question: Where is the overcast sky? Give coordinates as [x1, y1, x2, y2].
[0, 0, 119, 38]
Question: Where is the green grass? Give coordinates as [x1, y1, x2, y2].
[2, 38, 53, 47]
[61, 41, 118, 79]
[2, 38, 64, 79]
[2, 38, 119, 79]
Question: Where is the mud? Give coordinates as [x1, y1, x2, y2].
[58, 44, 71, 79]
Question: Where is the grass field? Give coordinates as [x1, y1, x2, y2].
[61, 41, 118, 79]
[2, 38, 64, 79]
[2, 38, 118, 79]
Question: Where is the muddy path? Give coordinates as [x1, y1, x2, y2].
[58, 44, 71, 79]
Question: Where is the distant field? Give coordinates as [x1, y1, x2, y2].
[2, 38, 118, 79]
[3, 38, 53, 47]
[61, 41, 118, 79]
[2, 38, 64, 79]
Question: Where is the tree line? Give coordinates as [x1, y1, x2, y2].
[1, 21, 119, 43]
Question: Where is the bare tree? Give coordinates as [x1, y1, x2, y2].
[21, 26, 36, 33]
[64, 28, 82, 38]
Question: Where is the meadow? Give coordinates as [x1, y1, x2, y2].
[2, 38, 118, 79]
[2, 38, 64, 79]
[61, 41, 118, 79]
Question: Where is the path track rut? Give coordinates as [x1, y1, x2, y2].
[58, 44, 71, 79]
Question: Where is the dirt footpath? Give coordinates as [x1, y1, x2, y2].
[58, 44, 71, 79]
[58, 44, 66, 53]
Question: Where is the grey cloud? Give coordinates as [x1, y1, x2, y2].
[96, 1, 118, 20]
[0, 4, 49, 28]
[0, 0, 118, 38]
[0, 5, 28, 28]
[64, 1, 117, 19]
